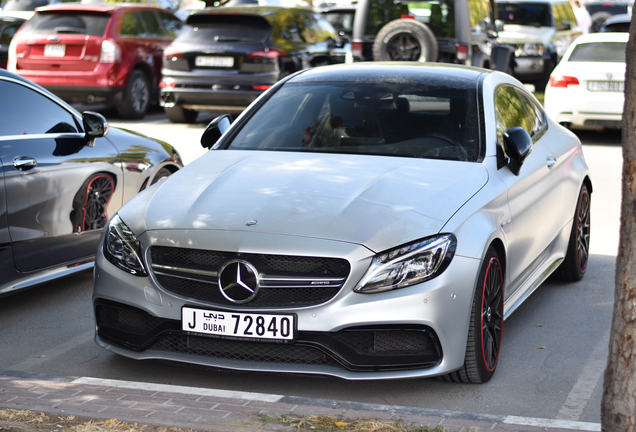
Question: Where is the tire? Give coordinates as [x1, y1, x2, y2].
[164, 105, 198, 123]
[590, 11, 611, 33]
[441, 247, 504, 384]
[553, 184, 591, 282]
[70, 174, 115, 233]
[373, 19, 438, 62]
[116, 69, 151, 120]
[150, 167, 172, 186]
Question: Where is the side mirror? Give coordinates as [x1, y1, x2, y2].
[559, 20, 572, 30]
[201, 114, 232, 149]
[503, 126, 532, 176]
[494, 19, 504, 32]
[82, 111, 109, 147]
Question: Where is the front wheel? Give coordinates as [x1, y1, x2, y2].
[441, 247, 504, 383]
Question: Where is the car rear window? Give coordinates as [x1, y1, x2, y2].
[497, 3, 552, 27]
[568, 42, 626, 62]
[180, 14, 270, 42]
[402, 0, 456, 38]
[226, 82, 480, 162]
[18, 12, 111, 36]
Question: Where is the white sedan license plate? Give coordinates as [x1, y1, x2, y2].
[195, 56, 234, 67]
[588, 81, 624, 92]
[182, 307, 295, 341]
[44, 44, 66, 57]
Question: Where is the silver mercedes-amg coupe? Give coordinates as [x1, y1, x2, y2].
[93, 63, 591, 383]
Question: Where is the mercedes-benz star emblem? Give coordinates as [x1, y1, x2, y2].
[218, 260, 259, 303]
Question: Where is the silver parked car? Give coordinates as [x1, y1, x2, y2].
[93, 63, 591, 383]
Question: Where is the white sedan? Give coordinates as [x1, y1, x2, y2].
[544, 32, 627, 130]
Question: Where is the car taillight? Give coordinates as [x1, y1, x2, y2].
[253, 85, 272, 90]
[100, 40, 121, 64]
[401, 14, 415, 19]
[457, 45, 468, 61]
[159, 81, 176, 88]
[352, 42, 362, 59]
[248, 49, 285, 60]
[163, 46, 182, 61]
[549, 76, 579, 88]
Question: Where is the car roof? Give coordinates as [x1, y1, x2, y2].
[35, 3, 167, 12]
[191, 5, 309, 17]
[495, 0, 568, 4]
[0, 67, 34, 84]
[571, 31, 629, 44]
[0, 13, 27, 22]
[603, 13, 631, 25]
[288, 62, 488, 85]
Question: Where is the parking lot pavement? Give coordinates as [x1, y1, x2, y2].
[0, 369, 601, 432]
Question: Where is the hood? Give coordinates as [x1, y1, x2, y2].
[497, 25, 554, 44]
[119, 151, 488, 253]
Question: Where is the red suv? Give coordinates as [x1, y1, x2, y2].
[8, 4, 183, 118]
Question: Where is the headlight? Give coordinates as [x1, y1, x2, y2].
[103, 214, 146, 276]
[354, 234, 456, 294]
[516, 43, 545, 57]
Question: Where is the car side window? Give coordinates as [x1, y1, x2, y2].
[295, 12, 320, 43]
[0, 24, 19, 45]
[515, 90, 547, 141]
[494, 85, 537, 158]
[0, 80, 79, 137]
[139, 10, 162, 38]
[120, 12, 144, 37]
[468, 0, 489, 33]
[551, 4, 562, 27]
[157, 11, 183, 38]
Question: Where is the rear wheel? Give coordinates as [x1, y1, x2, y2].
[553, 184, 591, 281]
[71, 174, 115, 233]
[165, 105, 198, 124]
[441, 247, 504, 383]
[117, 70, 151, 119]
[373, 19, 438, 62]
[150, 167, 172, 185]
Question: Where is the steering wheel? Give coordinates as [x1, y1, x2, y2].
[422, 133, 468, 159]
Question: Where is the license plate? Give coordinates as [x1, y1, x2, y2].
[182, 307, 295, 341]
[195, 56, 234, 67]
[588, 81, 624, 92]
[44, 44, 66, 57]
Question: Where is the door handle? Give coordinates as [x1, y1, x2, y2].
[13, 156, 37, 171]
[547, 156, 556, 168]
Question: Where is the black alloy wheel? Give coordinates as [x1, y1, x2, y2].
[553, 184, 591, 282]
[82, 175, 114, 231]
[440, 247, 504, 384]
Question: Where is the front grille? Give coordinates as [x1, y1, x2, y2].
[151, 334, 337, 366]
[149, 246, 350, 308]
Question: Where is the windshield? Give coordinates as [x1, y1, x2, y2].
[568, 42, 626, 62]
[497, 3, 552, 27]
[226, 82, 480, 162]
[18, 12, 110, 35]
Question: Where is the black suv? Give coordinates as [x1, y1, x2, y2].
[160, 6, 346, 123]
[351, 0, 515, 72]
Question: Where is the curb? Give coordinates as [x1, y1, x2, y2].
[0, 369, 601, 432]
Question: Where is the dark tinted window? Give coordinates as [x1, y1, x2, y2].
[120, 12, 144, 37]
[157, 10, 183, 38]
[569, 42, 627, 62]
[295, 12, 336, 43]
[401, 0, 456, 38]
[139, 10, 162, 37]
[364, 0, 408, 37]
[497, 3, 552, 27]
[180, 14, 271, 42]
[322, 10, 354, 36]
[0, 23, 20, 45]
[0, 81, 79, 136]
[601, 21, 630, 32]
[18, 12, 110, 36]
[227, 82, 480, 162]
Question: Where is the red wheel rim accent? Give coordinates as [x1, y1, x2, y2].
[81, 175, 114, 232]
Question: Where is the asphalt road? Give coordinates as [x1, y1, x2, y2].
[0, 109, 622, 424]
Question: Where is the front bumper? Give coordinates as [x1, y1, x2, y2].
[512, 56, 550, 81]
[93, 229, 481, 380]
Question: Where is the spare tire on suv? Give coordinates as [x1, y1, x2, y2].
[373, 19, 438, 62]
